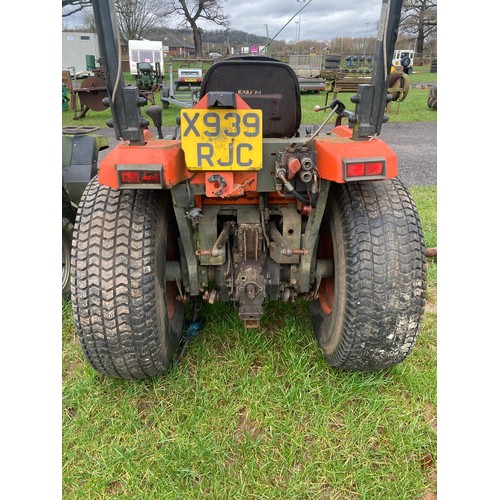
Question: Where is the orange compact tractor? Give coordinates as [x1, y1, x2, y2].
[70, 0, 426, 379]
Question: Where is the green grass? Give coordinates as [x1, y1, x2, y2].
[62, 186, 437, 499]
[62, 65, 437, 129]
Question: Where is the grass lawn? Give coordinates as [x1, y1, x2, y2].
[62, 185, 437, 499]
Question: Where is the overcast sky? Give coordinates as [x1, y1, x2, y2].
[197, 0, 383, 42]
[63, 0, 384, 42]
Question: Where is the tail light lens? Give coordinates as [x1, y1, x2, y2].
[343, 158, 386, 180]
[116, 164, 163, 188]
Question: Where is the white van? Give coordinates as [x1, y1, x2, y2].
[392, 49, 414, 73]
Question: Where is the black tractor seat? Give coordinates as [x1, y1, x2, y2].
[200, 56, 301, 138]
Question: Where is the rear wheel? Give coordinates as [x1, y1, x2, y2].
[309, 178, 427, 371]
[71, 178, 184, 379]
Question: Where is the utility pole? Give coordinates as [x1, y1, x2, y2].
[263, 24, 270, 55]
[363, 22, 369, 55]
[297, 0, 306, 43]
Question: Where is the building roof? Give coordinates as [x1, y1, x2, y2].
[163, 32, 195, 50]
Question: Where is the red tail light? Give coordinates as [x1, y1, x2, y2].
[365, 161, 384, 176]
[116, 165, 163, 188]
[343, 158, 386, 180]
[346, 163, 365, 177]
[120, 171, 140, 184]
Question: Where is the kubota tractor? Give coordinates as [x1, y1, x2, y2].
[70, 0, 427, 379]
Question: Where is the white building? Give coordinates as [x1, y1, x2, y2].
[62, 32, 100, 76]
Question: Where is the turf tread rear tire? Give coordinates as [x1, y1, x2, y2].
[309, 178, 427, 371]
[71, 178, 183, 379]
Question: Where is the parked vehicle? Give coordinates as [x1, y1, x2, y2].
[175, 68, 203, 91]
[392, 49, 414, 74]
[135, 61, 162, 92]
[297, 76, 326, 93]
[69, 0, 427, 380]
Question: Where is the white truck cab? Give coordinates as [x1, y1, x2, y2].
[392, 49, 414, 74]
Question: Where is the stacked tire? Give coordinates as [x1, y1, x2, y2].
[324, 54, 342, 70]
[430, 58, 437, 73]
[427, 86, 437, 110]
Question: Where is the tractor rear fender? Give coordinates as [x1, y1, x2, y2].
[98, 132, 190, 189]
[62, 132, 109, 206]
[315, 125, 397, 183]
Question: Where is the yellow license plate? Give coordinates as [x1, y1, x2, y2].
[181, 109, 263, 170]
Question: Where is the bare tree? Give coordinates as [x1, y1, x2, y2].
[166, 0, 229, 58]
[62, 0, 92, 17]
[400, 0, 437, 57]
[63, 0, 171, 43]
[115, 0, 170, 42]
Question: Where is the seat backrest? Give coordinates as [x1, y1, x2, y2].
[199, 56, 301, 138]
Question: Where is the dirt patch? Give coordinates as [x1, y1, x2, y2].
[423, 402, 437, 431]
[425, 289, 437, 313]
[411, 83, 434, 89]
[235, 407, 265, 442]
[107, 481, 123, 495]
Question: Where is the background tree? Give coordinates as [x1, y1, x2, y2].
[115, 0, 170, 42]
[63, 0, 170, 43]
[62, 0, 92, 17]
[165, 0, 229, 58]
[400, 0, 437, 58]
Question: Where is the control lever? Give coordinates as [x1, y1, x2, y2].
[313, 99, 346, 114]
[145, 105, 164, 138]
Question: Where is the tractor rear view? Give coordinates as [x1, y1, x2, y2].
[70, 0, 426, 379]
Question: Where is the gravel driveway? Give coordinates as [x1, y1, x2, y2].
[97, 121, 437, 187]
[378, 122, 437, 186]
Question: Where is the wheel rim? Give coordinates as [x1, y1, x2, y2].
[165, 224, 178, 320]
[317, 222, 335, 315]
[166, 282, 177, 319]
[62, 240, 71, 290]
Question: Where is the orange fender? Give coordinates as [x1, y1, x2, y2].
[98, 139, 189, 189]
[315, 125, 398, 183]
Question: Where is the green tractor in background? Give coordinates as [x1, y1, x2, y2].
[135, 62, 162, 92]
